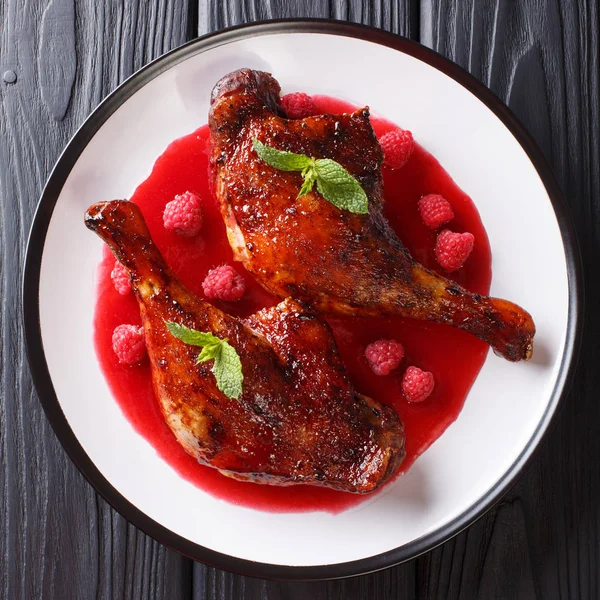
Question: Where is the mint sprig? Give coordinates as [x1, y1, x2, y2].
[252, 139, 368, 214]
[166, 322, 243, 400]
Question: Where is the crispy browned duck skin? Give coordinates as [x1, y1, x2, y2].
[85, 200, 405, 493]
[209, 69, 535, 362]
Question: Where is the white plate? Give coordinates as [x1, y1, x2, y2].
[23, 21, 581, 579]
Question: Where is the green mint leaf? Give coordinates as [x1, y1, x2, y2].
[166, 322, 222, 348]
[166, 322, 243, 399]
[213, 341, 244, 400]
[196, 343, 222, 364]
[298, 164, 317, 197]
[314, 159, 369, 214]
[253, 140, 369, 214]
[252, 138, 311, 172]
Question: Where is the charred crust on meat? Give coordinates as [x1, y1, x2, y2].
[446, 285, 462, 296]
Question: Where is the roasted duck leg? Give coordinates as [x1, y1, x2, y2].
[85, 200, 405, 493]
[209, 69, 535, 362]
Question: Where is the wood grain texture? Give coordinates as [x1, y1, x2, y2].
[198, 0, 419, 38]
[38, 0, 76, 120]
[419, 1, 599, 598]
[1, 0, 597, 598]
[0, 1, 193, 598]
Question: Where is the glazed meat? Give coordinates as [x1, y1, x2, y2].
[85, 200, 405, 493]
[209, 69, 535, 362]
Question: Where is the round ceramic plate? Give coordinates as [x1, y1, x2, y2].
[23, 20, 581, 580]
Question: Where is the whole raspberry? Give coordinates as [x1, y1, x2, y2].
[435, 230, 475, 272]
[365, 339, 404, 376]
[280, 92, 317, 119]
[419, 194, 454, 229]
[112, 324, 146, 365]
[202, 265, 246, 301]
[379, 128, 415, 169]
[111, 260, 132, 295]
[402, 366, 435, 403]
[163, 191, 202, 237]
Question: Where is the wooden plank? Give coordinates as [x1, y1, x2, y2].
[198, 0, 419, 38]
[191, 565, 417, 600]
[0, 0, 194, 598]
[419, 1, 599, 598]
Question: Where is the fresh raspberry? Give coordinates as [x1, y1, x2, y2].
[202, 265, 246, 301]
[402, 366, 435, 403]
[112, 324, 146, 365]
[365, 339, 404, 376]
[280, 92, 317, 119]
[379, 128, 415, 169]
[163, 191, 202, 237]
[419, 194, 454, 229]
[111, 260, 132, 295]
[435, 229, 475, 272]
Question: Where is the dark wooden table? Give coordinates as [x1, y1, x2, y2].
[1, 1, 597, 598]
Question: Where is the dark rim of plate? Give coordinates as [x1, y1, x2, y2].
[22, 19, 583, 581]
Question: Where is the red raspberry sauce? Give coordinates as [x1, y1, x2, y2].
[93, 96, 491, 514]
